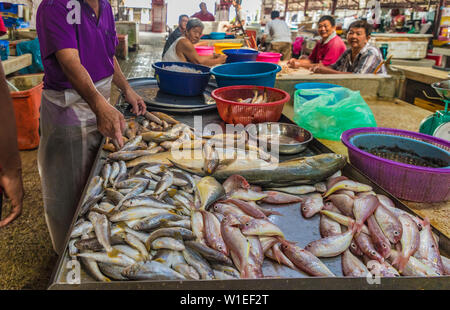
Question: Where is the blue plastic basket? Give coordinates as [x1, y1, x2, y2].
[210, 32, 227, 40]
[152, 62, 211, 97]
[223, 49, 259, 63]
[211, 61, 281, 88]
[0, 40, 9, 61]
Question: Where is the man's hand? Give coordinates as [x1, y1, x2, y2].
[214, 54, 227, 63]
[310, 63, 325, 73]
[95, 99, 126, 148]
[124, 87, 146, 116]
[0, 167, 24, 228]
[287, 58, 299, 68]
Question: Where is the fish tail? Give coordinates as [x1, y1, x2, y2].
[393, 254, 408, 273]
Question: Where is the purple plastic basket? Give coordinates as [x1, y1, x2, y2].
[341, 127, 450, 203]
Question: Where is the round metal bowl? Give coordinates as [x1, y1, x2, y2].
[432, 80, 450, 100]
[246, 122, 313, 155]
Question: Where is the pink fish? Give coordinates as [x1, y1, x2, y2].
[262, 191, 303, 204]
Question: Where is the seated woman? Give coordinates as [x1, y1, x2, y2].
[288, 16, 346, 70]
[163, 19, 227, 66]
[310, 20, 386, 74]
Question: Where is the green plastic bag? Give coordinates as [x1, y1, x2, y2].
[293, 87, 377, 141]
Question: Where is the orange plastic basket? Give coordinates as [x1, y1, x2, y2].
[211, 85, 290, 125]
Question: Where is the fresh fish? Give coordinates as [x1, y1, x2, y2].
[319, 210, 370, 235]
[154, 171, 174, 195]
[105, 188, 125, 205]
[88, 212, 116, 256]
[122, 196, 177, 210]
[144, 111, 163, 125]
[354, 232, 384, 263]
[153, 249, 186, 267]
[327, 194, 354, 217]
[171, 152, 346, 187]
[326, 175, 347, 190]
[255, 205, 282, 217]
[122, 226, 151, 244]
[182, 247, 215, 280]
[80, 255, 111, 282]
[211, 264, 240, 278]
[395, 214, 420, 273]
[191, 210, 207, 245]
[374, 204, 402, 244]
[367, 215, 391, 259]
[115, 178, 147, 189]
[151, 237, 185, 251]
[349, 239, 364, 257]
[241, 218, 284, 238]
[113, 244, 144, 262]
[305, 229, 354, 257]
[132, 213, 185, 231]
[91, 202, 116, 215]
[171, 169, 196, 193]
[266, 243, 297, 270]
[319, 211, 342, 238]
[80, 193, 104, 217]
[222, 199, 266, 219]
[124, 232, 150, 260]
[74, 235, 123, 252]
[109, 150, 165, 161]
[203, 143, 220, 175]
[259, 236, 279, 253]
[378, 195, 424, 231]
[364, 258, 400, 277]
[122, 261, 185, 280]
[266, 185, 316, 195]
[71, 221, 94, 238]
[341, 250, 369, 277]
[261, 191, 303, 204]
[229, 189, 268, 201]
[389, 250, 439, 277]
[173, 263, 200, 280]
[98, 262, 128, 281]
[109, 162, 120, 184]
[323, 180, 372, 198]
[300, 193, 324, 218]
[196, 176, 226, 210]
[152, 112, 179, 125]
[69, 239, 79, 257]
[101, 163, 111, 188]
[201, 210, 229, 255]
[314, 182, 327, 193]
[247, 236, 264, 266]
[211, 202, 249, 218]
[352, 195, 378, 234]
[121, 135, 143, 152]
[185, 241, 233, 266]
[223, 175, 250, 194]
[279, 241, 335, 277]
[213, 269, 238, 279]
[77, 252, 136, 267]
[145, 227, 195, 248]
[335, 190, 356, 199]
[83, 176, 104, 202]
[109, 207, 171, 222]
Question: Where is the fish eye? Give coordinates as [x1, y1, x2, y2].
[351, 243, 356, 249]
[371, 251, 376, 256]
[394, 231, 400, 236]
[302, 207, 307, 211]
[382, 244, 387, 248]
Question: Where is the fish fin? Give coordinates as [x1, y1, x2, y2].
[154, 258, 166, 264]
[394, 255, 409, 273]
[167, 188, 178, 197]
[107, 248, 120, 258]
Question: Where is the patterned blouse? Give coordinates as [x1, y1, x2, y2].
[331, 43, 386, 74]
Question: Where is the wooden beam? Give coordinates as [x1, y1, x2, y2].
[331, 0, 338, 14]
[304, 0, 309, 15]
[1, 54, 32, 76]
[434, 0, 446, 39]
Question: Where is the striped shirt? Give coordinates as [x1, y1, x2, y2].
[331, 43, 386, 74]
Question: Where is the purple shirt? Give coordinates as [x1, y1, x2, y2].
[37, 0, 118, 91]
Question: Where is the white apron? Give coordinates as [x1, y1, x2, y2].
[37, 76, 112, 255]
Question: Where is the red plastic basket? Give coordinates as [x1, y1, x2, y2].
[211, 85, 290, 125]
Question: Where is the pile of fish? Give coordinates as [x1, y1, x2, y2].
[236, 90, 268, 104]
[293, 172, 450, 277]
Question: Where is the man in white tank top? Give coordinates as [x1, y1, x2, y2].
[163, 19, 227, 66]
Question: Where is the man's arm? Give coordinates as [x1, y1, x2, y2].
[55, 49, 126, 146]
[112, 56, 146, 115]
[311, 64, 352, 74]
[178, 39, 227, 66]
[0, 60, 24, 227]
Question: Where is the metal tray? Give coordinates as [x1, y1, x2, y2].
[116, 78, 218, 114]
[48, 112, 450, 290]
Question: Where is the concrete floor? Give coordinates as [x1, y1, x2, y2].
[0, 33, 165, 289]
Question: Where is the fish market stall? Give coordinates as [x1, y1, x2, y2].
[48, 108, 450, 290]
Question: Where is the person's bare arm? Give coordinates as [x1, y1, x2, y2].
[112, 56, 146, 116]
[288, 58, 313, 69]
[0, 60, 24, 227]
[55, 49, 126, 147]
[311, 63, 352, 74]
[178, 39, 227, 66]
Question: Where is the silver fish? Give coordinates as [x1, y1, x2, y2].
[122, 261, 186, 280]
[191, 210, 207, 245]
[69, 238, 79, 257]
[341, 250, 369, 277]
[145, 227, 195, 248]
[305, 229, 354, 258]
[80, 254, 111, 282]
[173, 263, 201, 280]
[154, 171, 174, 195]
[71, 221, 94, 238]
[88, 211, 115, 255]
[124, 232, 150, 260]
[113, 244, 144, 262]
[182, 247, 215, 280]
[196, 176, 226, 210]
[132, 213, 185, 231]
[98, 262, 128, 281]
[266, 185, 316, 195]
[122, 196, 177, 210]
[101, 163, 111, 188]
[109, 207, 171, 222]
[109, 162, 120, 185]
[121, 135, 143, 152]
[185, 240, 233, 266]
[105, 188, 125, 205]
[151, 237, 185, 251]
[77, 252, 136, 267]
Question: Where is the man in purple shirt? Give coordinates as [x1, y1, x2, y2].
[36, 0, 146, 254]
[191, 2, 215, 22]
